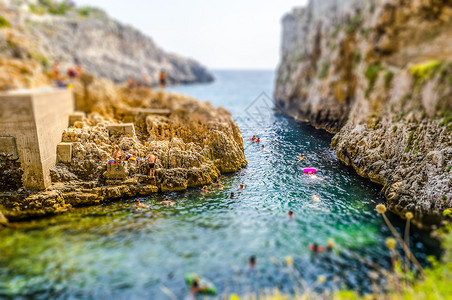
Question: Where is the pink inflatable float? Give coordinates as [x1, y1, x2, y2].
[303, 168, 317, 174]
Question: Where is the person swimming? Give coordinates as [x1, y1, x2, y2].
[185, 280, 199, 300]
[251, 135, 256, 142]
[309, 243, 324, 254]
[135, 199, 149, 210]
[239, 184, 245, 189]
[216, 181, 224, 190]
[298, 154, 305, 162]
[201, 186, 208, 193]
[159, 196, 175, 206]
[261, 145, 265, 149]
[248, 255, 256, 272]
[313, 193, 320, 202]
[228, 192, 235, 199]
[256, 137, 260, 143]
[288, 210, 294, 220]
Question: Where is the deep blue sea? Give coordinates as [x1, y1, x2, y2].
[0, 70, 439, 299]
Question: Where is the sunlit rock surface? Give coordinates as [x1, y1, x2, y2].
[276, 0, 452, 226]
[0, 76, 247, 220]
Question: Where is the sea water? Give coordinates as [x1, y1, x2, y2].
[0, 70, 440, 299]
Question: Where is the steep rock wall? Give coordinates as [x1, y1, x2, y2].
[276, 0, 452, 226]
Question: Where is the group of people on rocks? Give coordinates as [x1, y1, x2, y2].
[50, 59, 168, 91]
[110, 146, 158, 178]
[50, 60, 83, 88]
[127, 70, 167, 90]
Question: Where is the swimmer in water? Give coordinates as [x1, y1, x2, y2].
[239, 183, 245, 189]
[251, 135, 256, 142]
[159, 196, 175, 206]
[261, 145, 265, 149]
[256, 137, 260, 143]
[216, 181, 224, 190]
[248, 255, 256, 272]
[201, 186, 208, 193]
[135, 199, 149, 210]
[313, 193, 320, 202]
[288, 210, 294, 220]
[298, 154, 305, 162]
[309, 243, 324, 255]
[228, 192, 235, 199]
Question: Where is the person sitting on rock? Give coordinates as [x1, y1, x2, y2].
[135, 199, 149, 210]
[159, 196, 175, 206]
[201, 186, 208, 193]
[148, 153, 157, 178]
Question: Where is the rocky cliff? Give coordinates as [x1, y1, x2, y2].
[0, 0, 213, 85]
[276, 0, 452, 226]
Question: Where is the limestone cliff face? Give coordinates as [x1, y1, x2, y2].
[0, 0, 213, 85]
[276, 0, 452, 226]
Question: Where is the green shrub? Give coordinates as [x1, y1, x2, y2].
[392, 125, 397, 133]
[0, 15, 10, 28]
[78, 6, 103, 18]
[439, 110, 452, 126]
[317, 61, 330, 79]
[345, 14, 362, 34]
[447, 166, 451, 172]
[331, 25, 341, 38]
[405, 129, 415, 153]
[384, 70, 394, 89]
[442, 195, 447, 201]
[364, 63, 384, 97]
[410, 60, 442, 83]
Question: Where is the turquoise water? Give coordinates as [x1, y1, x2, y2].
[0, 70, 439, 299]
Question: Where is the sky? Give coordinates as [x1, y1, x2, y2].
[74, 0, 308, 70]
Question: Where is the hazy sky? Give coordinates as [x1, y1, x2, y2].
[74, 0, 307, 70]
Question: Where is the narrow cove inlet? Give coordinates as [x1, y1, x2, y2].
[0, 71, 440, 299]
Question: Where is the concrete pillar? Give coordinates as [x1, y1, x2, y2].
[0, 88, 74, 190]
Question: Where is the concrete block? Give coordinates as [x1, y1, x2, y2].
[69, 111, 85, 127]
[106, 123, 136, 137]
[0, 136, 18, 159]
[104, 162, 128, 180]
[57, 142, 72, 163]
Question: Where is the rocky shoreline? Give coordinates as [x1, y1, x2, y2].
[0, 76, 247, 222]
[275, 0, 452, 227]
